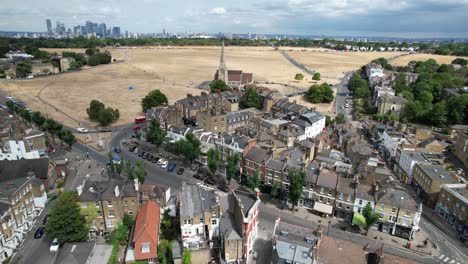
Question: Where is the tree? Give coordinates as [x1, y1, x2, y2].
[305, 83, 334, 103]
[123, 213, 135, 229]
[85, 48, 96, 56]
[430, 102, 447, 127]
[31, 111, 46, 128]
[182, 249, 192, 264]
[288, 170, 305, 211]
[207, 148, 220, 176]
[403, 101, 424, 122]
[44, 118, 62, 142]
[86, 100, 119, 126]
[271, 180, 280, 199]
[15, 61, 32, 78]
[141, 90, 168, 112]
[372, 57, 393, 70]
[335, 113, 346, 124]
[80, 203, 98, 227]
[184, 133, 201, 163]
[5, 100, 15, 112]
[160, 209, 180, 241]
[20, 109, 31, 124]
[451, 58, 467, 66]
[59, 129, 76, 147]
[209, 80, 229, 93]
[46, 191, 88, 242]
[447, 94, 468, 125]
[361, 203, 380, 235]
[135, 159, 146, 183]
[147, 119, 165, 148]
[394, 73, 408, 94]
[124, 159, 135, 180]
[312, 72, 321, 81]
[294, 73, 304, 81]
[225, 153, 240, 184]
[240, 87, 262, 109]
[247, 170, 260, 192]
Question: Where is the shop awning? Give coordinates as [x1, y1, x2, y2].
[313, 202, 333, 215]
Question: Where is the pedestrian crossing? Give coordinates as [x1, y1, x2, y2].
[437, 253, 462, 264]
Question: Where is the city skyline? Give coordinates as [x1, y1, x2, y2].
[0, 0, 467, 38]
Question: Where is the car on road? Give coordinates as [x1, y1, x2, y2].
[161, 161, 168, 169]
[50, 238, 60, 253]
[76, 127, 88, 133]
[113, 147, 121, 153]
[345, 103, 349, 108]
[152, 156, 160, 163]
[133, 125, 142, 130]
[34, 226, 45, 239]
[100, 127, 112, 132]
[217, 184, 230, 193]
[167, 163, 176, 172]
[204, 178, 215, 186]
[43, 214, 50, 225]
[340, 105, 344, 109]
[177, 168, 185, 175]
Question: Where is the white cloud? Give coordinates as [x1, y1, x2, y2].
[209, 7, 226, 15]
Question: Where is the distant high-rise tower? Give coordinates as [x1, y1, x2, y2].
[46, 19, 52, 36]
[217, 41, 228, 83]
[163, 28, 166, 36]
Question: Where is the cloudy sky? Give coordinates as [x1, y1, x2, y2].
[1, 0, 468, 38]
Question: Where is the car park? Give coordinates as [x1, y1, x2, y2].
[50, 238, 60, 252]
[167, 163, 176, 172]
[34, 226, 45, 239]
[217, 184, 230, 193]
[161, 161, 168, 169]
[177, 168, 184, 175]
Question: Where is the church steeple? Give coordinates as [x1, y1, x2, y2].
[217, 40, 228, 82]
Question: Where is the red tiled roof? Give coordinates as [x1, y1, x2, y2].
[133, 200, 160, 260]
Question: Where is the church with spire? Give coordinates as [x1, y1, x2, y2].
[214, 41, 253, 89]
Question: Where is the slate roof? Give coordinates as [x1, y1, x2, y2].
[79, 180, 124, 202]
[55, 242, 96, 264]
[416, 164, 455, 182]
[273, 221, 317, 264]
[233, 189, 258, 217]
[180, 184, 218, 218]
[376, 187, 418, 211]
[316, 169, 339, 189]
[356, 184, 375, 201]
[337, 178, 356, 195]
[244, 147, 271, 164]
[267, 158, 285, 171]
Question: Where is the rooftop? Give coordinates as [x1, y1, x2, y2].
[441, 184, 468, 205]
[244, 147, 271, 164]
[233, 189, 259, 217]
[133, 200, 160, 260]
[316, 169, 339, 189]
[273, 221, 317, 264]
[376, 187, 419, 211]
[55, 242, 96, 264]
[416, 164, 456, 182]
[180, 184, 218, 218]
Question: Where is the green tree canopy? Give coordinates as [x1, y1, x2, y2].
[447, 94, 468, 125]
[147, 119, 166, 147]
[16, 61, 32, 78]
[305, 83, 334, 103]
[240, 87, 262, 109]
[394, 73, 408, 94]
[141, 90, 168, 112]
[86, 100, 119, 126]
[288, 170, 306, 210]
[226, 153, 240, 184]
[46, 191, 88, 243]
[209, 80, 229, 93]
[182, 249, 192, 264]
[312, 72, 321, 81]
[59, 129, 77, 147]
[248, 170, 261, 192]
[361, 203, 380, 235]
[371, 57, 393, 70]
[335, 113, 346, 124]
[294, 73, 304, 81]
[451, 58, 467, 66]
[207, 148, 221, 176]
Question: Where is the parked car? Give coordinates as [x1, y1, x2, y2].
[146, 154, 153, 161]
[167, 163, 176, 172]
[177, 168, 185, 175]
[76, 127, 88, 133]
[129, 146, 137, 152]
[152, 156, 160, 163]
[192, 174, 204, 180]
[138, 151, 145, 157]
[34, 226, 45, 239]
[113, 147, 121, 153]
[161, 161, 168, 169]
[217, 184, 230, 193]
[141, 153, 148, 159]
[100, 127, 112, 132]
[50, 238, 60, 252]
[43, 214, 50, 225]
[204, 178, 215, 186]
[157, 159, 165, 165]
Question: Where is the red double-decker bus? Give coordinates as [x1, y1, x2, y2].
[135, 116, 146, 124]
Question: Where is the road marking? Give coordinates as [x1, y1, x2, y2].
[443, 257, 449, 262]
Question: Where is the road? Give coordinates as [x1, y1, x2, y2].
[334, 72, 354, 123]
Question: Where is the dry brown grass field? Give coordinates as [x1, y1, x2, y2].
[389, 53, 465, 66]
[1, 47, 463, 128]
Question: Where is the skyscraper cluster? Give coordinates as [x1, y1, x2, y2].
[45, 19, 123, 38]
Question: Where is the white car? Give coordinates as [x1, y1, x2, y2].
[76, 128, 88, 133]
[157, 159, 165, 165]
[345, 104, 349, 108]
[133, 148, 139, 154]
[161, 161, 168, 168]
[50, 238, 60, 253]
